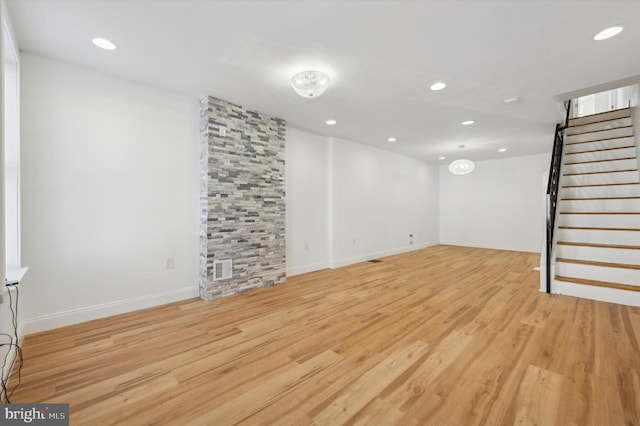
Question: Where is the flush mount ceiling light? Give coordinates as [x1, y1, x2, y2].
[593, 26, 623, 41]
[92, 37, 117, 50]
[438, 156, 446, 160]
[325, 119, 337, 125]
[449, 159, 475, 175]
[290, 70, 330, 98]
[461, 120, 475, 126]
[387, 137, 397, 142]
[498, 148, 507, 152]
[504, 96, 520, 104]
[430, 81, 447, 91]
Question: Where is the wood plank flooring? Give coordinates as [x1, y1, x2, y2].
[11, 245, 640, 425]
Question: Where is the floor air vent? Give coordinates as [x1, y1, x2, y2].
[213, 259, 233, 280]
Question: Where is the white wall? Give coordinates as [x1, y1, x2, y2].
[440, 153, 550, 253]
[285, 129, 440, 273]
[332, 138, 440, 266]
[20, 54, 201, 333]
[285, 128, 329, 275]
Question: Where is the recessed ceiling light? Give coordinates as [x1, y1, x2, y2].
[438, 156, 446, 160]
[326, 119, 337, 125]
[504, 97, 520, 104]
[387, 137, 397, 142]
[593, 26, 623, 41]
[430, 82, 446, 91]
[498, 148, 507, 152]
[92, 37, 117, 50]
[461, 120, 475, 126]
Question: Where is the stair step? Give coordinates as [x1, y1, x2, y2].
[556, 258, 640, 270]
[564, 136, 635, 154]
[556, 242, 640, 265]
[562, 182, 640, 188]
[557, 213, 640, 229]
[568, 107, 631, 127]
[561, 170, 639, 187]
[563, 168, 638, 176]
[559, 197, 640, 212]
[564, 156, 636, 166]
[565, 126, 633, 144]
[555, 258, 640, 285]
[559, 226, 640, 231]
[565, 117, 632, 136]
[557, 241, 640, 250]
[563, 147, 636, 165]
[555, 275, 640, 293]
[557, 227, 640, 246]
[561, 196, 640, 200]
[560, 211, 640, 214]
[561, 183, 640, 199]
[565, 145, 635, 155]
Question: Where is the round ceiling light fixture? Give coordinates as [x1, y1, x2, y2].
[92, 37, 117, 50]
[593, 26, 623, 41]
[449, 159, 475, 175]
[387, 137, 397, 142]
[461, 120, 475, 126]
[290, 70, 330, 98]
[325, 119, 337, 125]
[430, 81, 447, 91]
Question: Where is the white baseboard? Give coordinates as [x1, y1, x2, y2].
[22, 286, 199, 335]
[332, 241, 439, 269]
[439, 241, 542, 254]
[286, 261, 329, 277]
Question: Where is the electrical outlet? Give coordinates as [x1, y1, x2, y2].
[304, 242, 309, 251]
[165, 257, 174, 269]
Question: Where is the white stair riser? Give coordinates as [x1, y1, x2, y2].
[566, 117, 632, 136]
[557, 229, 640, 245]
[555, 262, 639, 286]
[562, 171, 639, 186]
[553, 280, 640, 307]
[557, 214, 640, 228]
[564, 136, 635, 154]
[569, 109, 631, 127]
[561, 185, 640, 198]
[564, 147, 636, 163]
[560, 199, 640, 212]
[566, 127, 633, 144]
[564, 158, 637, 174]
[556, 245, 640, 265]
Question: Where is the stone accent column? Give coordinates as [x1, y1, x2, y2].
[199, 96, 286, 300]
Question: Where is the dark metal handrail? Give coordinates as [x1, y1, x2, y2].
[545, 100, 572, 293]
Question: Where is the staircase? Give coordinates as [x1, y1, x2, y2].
[552, 107, 640, 306]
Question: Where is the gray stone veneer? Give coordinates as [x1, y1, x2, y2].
[199, 96, 286, 300]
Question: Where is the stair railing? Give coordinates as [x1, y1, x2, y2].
[545, 100, 572, 293]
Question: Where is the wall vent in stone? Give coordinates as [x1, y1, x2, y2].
[213, 259, 233, 281]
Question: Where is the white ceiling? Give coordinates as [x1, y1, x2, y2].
[6, 0, 640, 163]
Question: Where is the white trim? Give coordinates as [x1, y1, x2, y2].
[287, 261, 329, 277]
[332, 241, 439, 269]
[22, 286, 199, 334]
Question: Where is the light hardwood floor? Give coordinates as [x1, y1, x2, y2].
[12, 245, 640, 425]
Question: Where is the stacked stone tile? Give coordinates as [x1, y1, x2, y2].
[199, 96, 286, 300]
